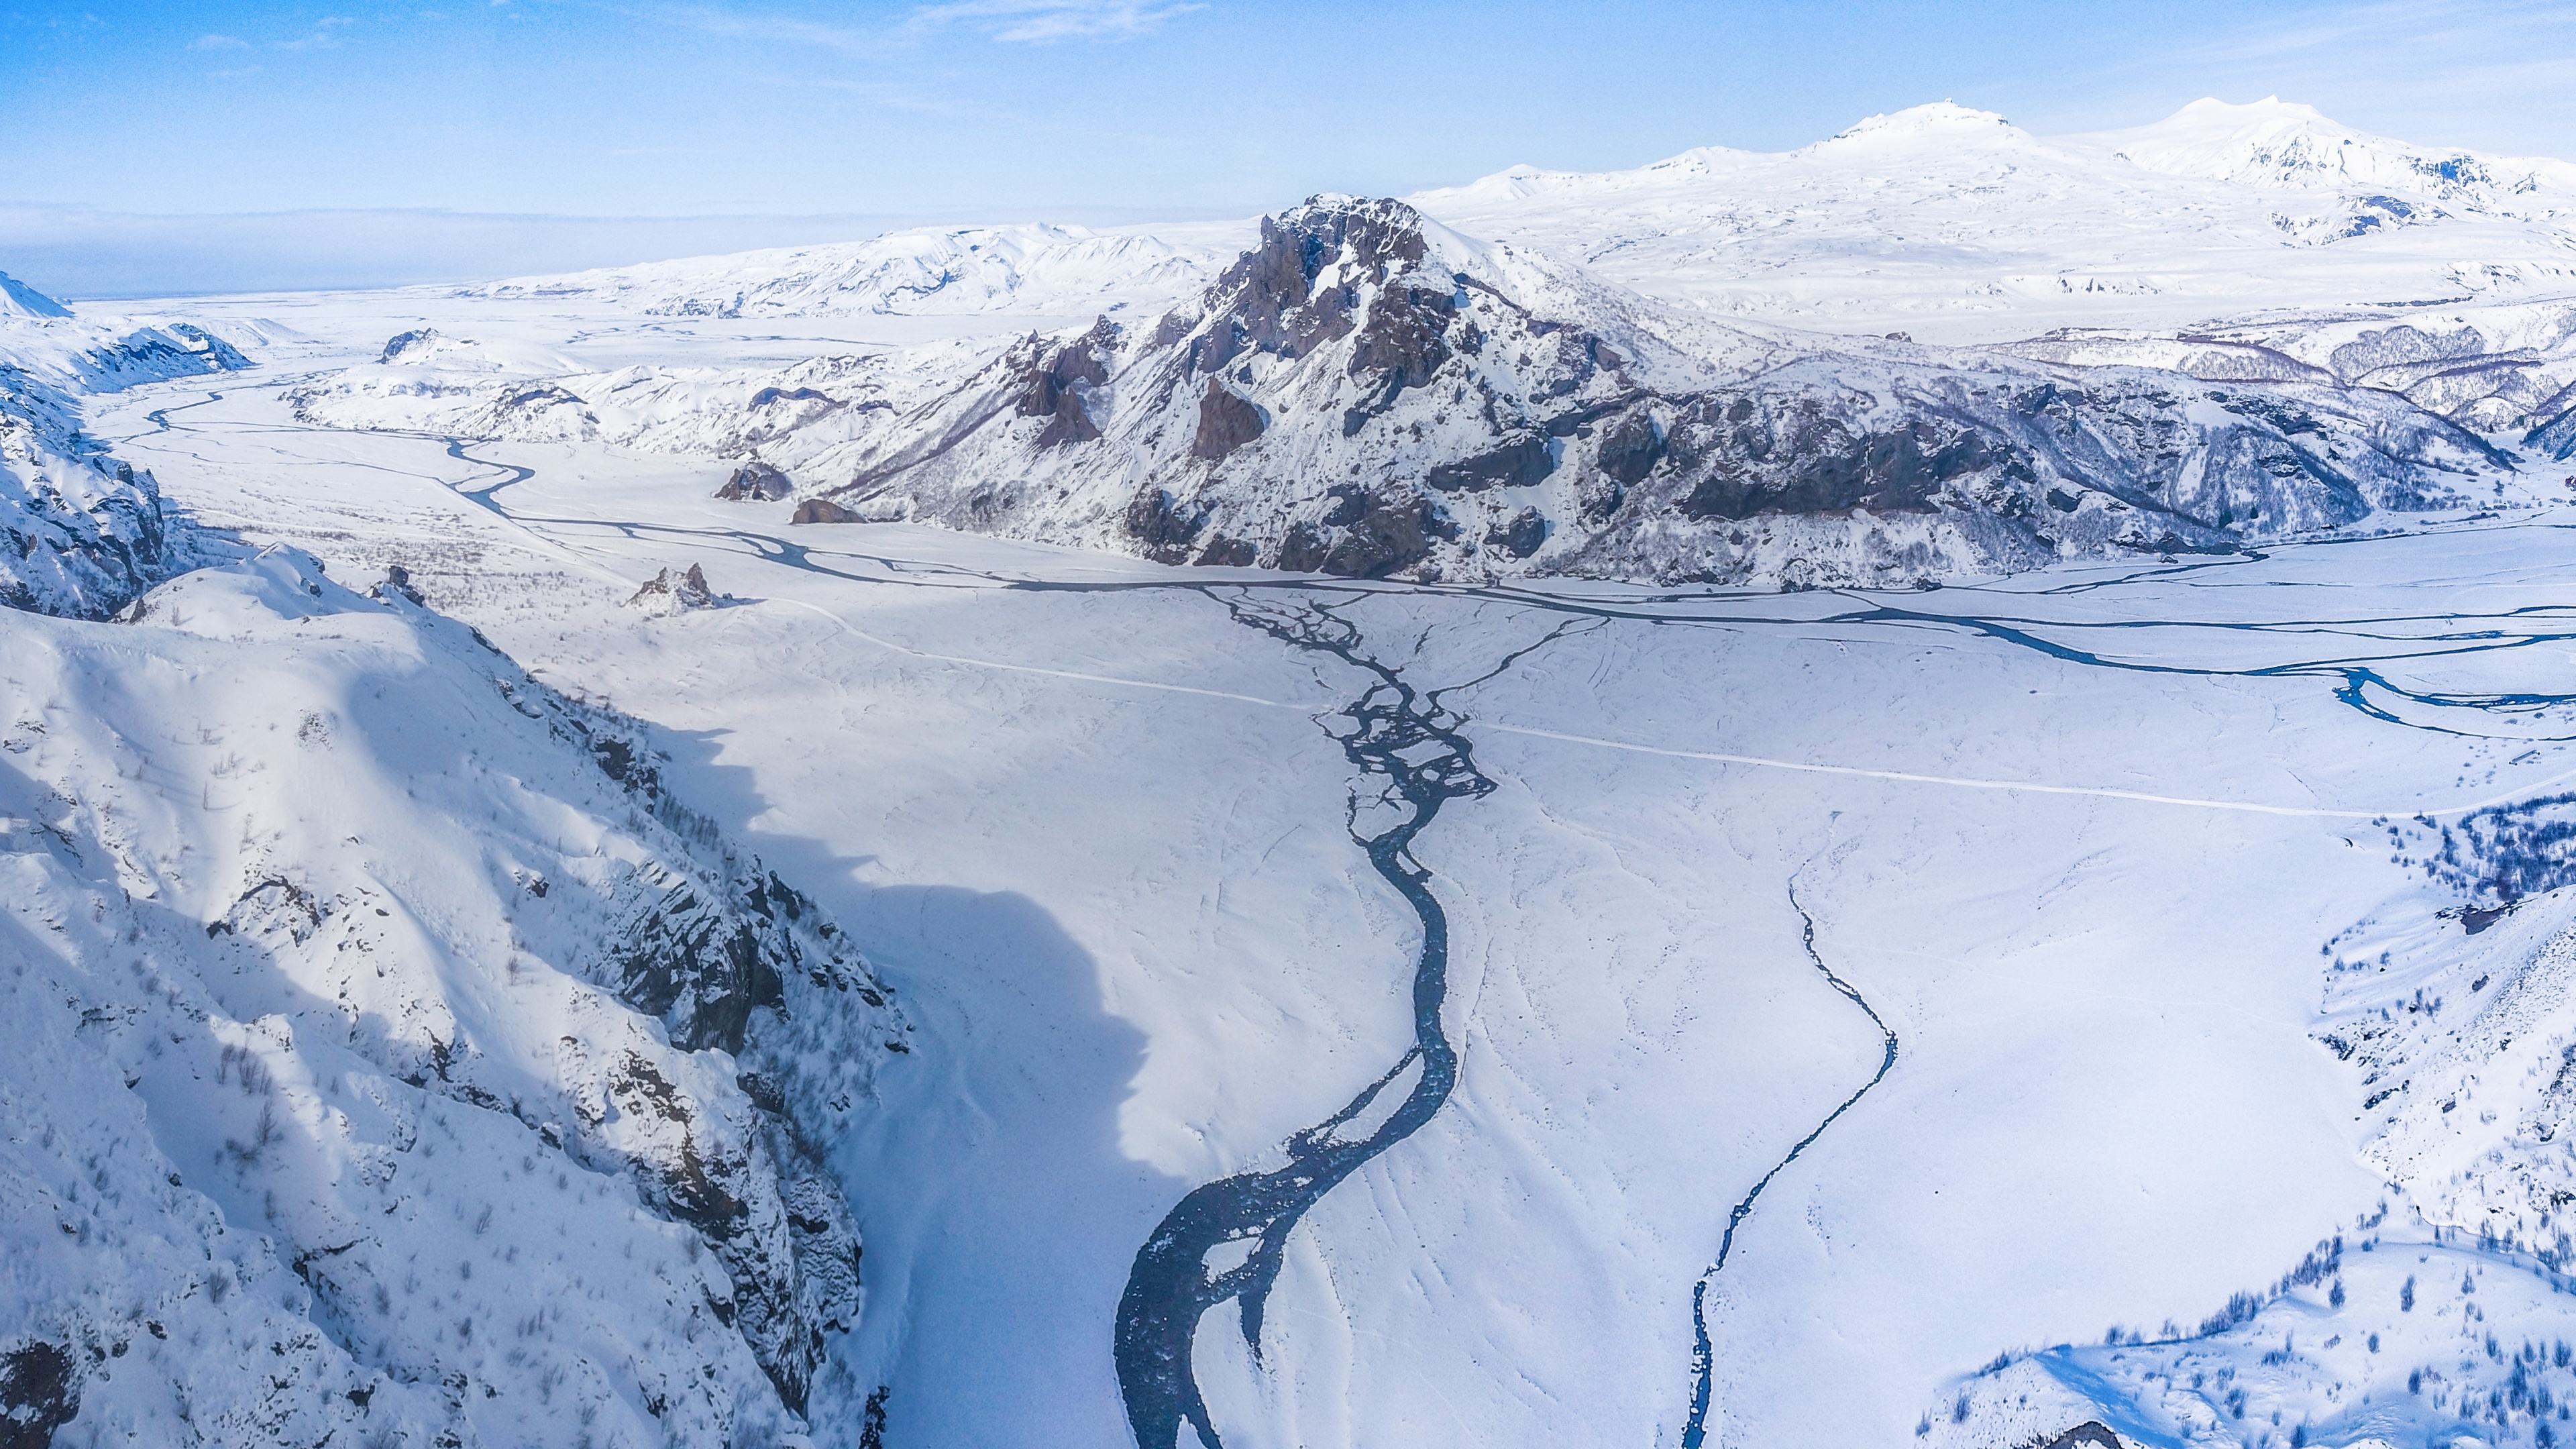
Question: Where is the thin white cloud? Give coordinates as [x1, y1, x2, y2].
[655, 5, 881, 56]
[191, 34, 252, 49]
[905, 0, 1205, 43]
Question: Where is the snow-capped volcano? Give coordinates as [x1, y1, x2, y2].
[1412, 99, 2576, 339]
[2076, 95, 2576, 204]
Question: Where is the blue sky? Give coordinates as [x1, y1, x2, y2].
[6, 0, 2574, 293]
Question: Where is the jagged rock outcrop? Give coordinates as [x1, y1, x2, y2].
[626, 561, 720, 614]
[1191, 380, 1265, 460]
[792, 497, 867, 524]
[716, 459, 794, 500]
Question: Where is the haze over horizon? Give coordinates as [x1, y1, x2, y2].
[8, 0, 2576, 296]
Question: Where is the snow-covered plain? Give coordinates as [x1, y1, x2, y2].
[17, 97, 2576, 1449]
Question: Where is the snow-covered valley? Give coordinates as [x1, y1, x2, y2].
[15, 95, 2576, 1449]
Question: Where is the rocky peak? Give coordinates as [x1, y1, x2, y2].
[1012, 316, 1120, 447]
[1162, 196, 1450, 379]
[626, 563, 720, 614]
[716, 458, 794, 500]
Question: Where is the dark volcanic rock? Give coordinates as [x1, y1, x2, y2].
[1486, 507, 1548, 558]
[1177, 197, 1428, 376]
[1426, 432, 1555, 492]
[0, 1342, 77, 1449]
[1124, 486, 1208, 562]
[1191, 380, 1267, 461]
[1192, 535, 1258, 567]
[1676, 416, 1995, 520]
[1316, 491, 1444, 578]
[1014, 319, 1117, 448]
[790, 498, 863, 525]
[1594, 409, 1664, 485]
[716, 460, 793, 500]
[625, 563, 719, 612]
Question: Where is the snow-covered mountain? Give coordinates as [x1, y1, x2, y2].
[2082, 96, 2576, 204]
[0, 295, 258, 616]
[288, 195, 2512, 588]
[1411, 99, 2576, 339]
[2, 545, 904, 1446]
[458, 221, 1245, 321]
[1, 269, 74, 320]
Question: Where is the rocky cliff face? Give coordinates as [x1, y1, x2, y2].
[797, 197, 2506, 586]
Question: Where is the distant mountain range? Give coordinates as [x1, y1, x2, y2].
[280, 99, 2576, 589]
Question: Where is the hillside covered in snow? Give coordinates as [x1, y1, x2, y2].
[3, 545, 904, 1446]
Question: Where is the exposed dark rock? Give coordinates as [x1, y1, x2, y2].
[625, 563, 719, 612]
[1595, 409, 1664, 485]
[1485, 507, 1548, 558]
[0, 1342, 76, 1449]
[1426, 432, 1555, 492]
[1318, 491, 1442, 578]
[1171, 197, 1429, 378]
[1276, 523, 1330, 573]
[1014, 319, 1117, 448]
[1676, 417, 1995, 520]
[1192, 535, 1257, 568]
[2024, 1422, 2125, 1449]
[1191, 381, 1267, 462]
[1124, 486, 1208, 562]
[379, 327, 443, 364]
[370, 563, 426, 604]
[715, 460, 793, 500]
[611, 885, 783, 1054]
[790, 498, 863, 525]
[2046, 488, 2080, 513]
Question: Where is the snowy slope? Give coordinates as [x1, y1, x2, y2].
[0, 303, 258, 616]
[1, 270, 74, 320]
[458, 220, 1246, 321]
[1, 547, 906, 1446]
[1411, 100, 2576, 341]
